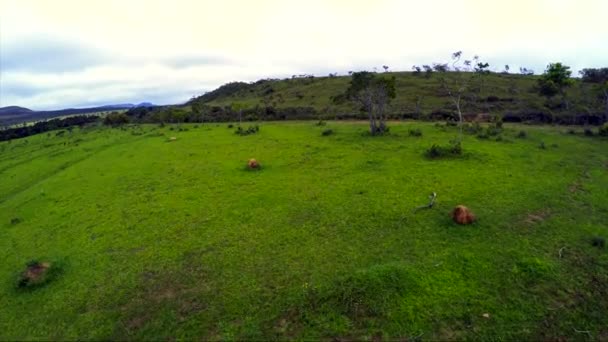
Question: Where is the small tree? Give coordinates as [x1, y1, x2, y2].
[231, 102, 247, 126]
[435, 51, 484, 141]
[519, 67, 534, 75]
[538, 63, 573, 109]
[191, 98, 204, 124]
[343, 71, 396, 135]
[422, 65, 433, 78]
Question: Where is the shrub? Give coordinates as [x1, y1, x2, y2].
[591, 236, 605, 248]
[567, 128, 576, 134]
[517, 130, 527, 138]
[408, 128, 422, 137]
[425, 141, 462, 159]
[584, 128, 594, 136]
[235, 125, 260, 136]
[103, 112, 129, 126]
[539, 141, 546, 149]
[598, 123, 608, 137]
[486, 126, 502, 136]
[465, 122, 482, 135]
[10, 217, 21, 225]
[227, 124, 234, 128]
[321, 129, 334, 136]
[315, 120, 327, 126]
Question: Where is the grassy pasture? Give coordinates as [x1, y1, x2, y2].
[0, 122, 606, 340]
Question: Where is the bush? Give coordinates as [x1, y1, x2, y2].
[584, 128, 594, 136]
[227, 124, 233, 128]
[425, 141, 462, 159]
[539, 141, 546, 149]
[321, 129, 334, 136]
[567, 128, 576, 135]
[315, 120, 327, 126]
[591, 236, 605, 248]
[598, 123, 608, 137]
[235, 125, 259, 136]
[517, 130, 527, 138]
[103, 112, 129, 126]
[465, 122, 482, 135]
[408, 128, 422, 137]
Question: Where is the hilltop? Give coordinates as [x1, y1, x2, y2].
[184, 71, 605, 124]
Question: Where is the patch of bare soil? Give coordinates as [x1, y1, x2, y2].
[523, 209, 551, 225]
[18, 262, 50, 288]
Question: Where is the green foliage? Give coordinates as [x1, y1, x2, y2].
[235, 125, 259, 136]
[321, 129, 334, 136]
[103, 112, 130, 126]
[598, 123, 608, 136]
[425, 141, 462, 158]
[408, 128, 423, 136]
[538, 63, 573, 98]
[517, 130, 528, 138]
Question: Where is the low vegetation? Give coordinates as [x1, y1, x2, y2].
[1, 121, 606, 340]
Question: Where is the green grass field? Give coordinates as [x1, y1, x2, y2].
[1, 122, 607, 340]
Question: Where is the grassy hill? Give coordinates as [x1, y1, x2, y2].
[1, 121, 607, 339]
[187, 72, 605, 124]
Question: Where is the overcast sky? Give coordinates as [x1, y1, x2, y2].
[1, 0, 607, 110]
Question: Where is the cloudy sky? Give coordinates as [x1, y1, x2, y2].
[1, 0, 607, 110]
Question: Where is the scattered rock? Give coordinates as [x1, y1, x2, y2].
[18, 261, 52, 288]
[482, 313, 490, 319]
[168, 137, 177, 142]
[247, 158, 260, 169]
[451, 205, 475, 225]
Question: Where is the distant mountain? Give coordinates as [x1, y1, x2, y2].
[0, 102, 156, 126]
[136, 102, 154, 107]
[0, 106, 33, 116]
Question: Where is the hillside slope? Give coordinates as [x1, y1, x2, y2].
[189, 72, 605, 124]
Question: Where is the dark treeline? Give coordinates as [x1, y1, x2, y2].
[0, 115, 99, 142]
